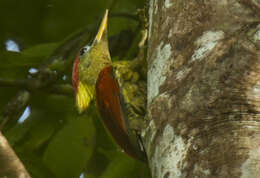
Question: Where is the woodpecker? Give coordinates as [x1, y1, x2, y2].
[72, 10, 147, 162]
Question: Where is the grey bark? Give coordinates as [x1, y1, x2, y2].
[143, 0, 260, 177]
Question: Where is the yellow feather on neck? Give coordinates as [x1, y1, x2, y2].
[76, 81, 94, 113]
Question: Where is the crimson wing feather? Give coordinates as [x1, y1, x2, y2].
[96, 66, 142, 160]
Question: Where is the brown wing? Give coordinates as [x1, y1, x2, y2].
[96, 66, 142, 160]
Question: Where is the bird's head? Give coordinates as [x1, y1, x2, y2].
[72, 10, 111, 113]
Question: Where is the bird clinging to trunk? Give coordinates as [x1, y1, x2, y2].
[72, 10, 147, 162]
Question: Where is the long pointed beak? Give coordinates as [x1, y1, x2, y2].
[94, 9, 109, 43]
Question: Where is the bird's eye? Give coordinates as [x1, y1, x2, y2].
[79, 45, 91, 57]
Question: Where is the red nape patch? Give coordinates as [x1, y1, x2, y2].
[72, 55, 80, 93]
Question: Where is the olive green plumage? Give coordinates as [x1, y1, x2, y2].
[73, 9, 147, 161]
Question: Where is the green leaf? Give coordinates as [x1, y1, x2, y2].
[100, 151, 148, 178]
[43, 115, 96, 178]
[18, 152, 56, 178]
[0, 42, 59, 80]
[18, 118, 55, 151]
[0, 42, 58, 69]
[22, 42, 59, 58]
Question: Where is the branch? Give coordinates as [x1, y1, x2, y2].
[0, 91, 30, 130]
[0, 78, 27, 88]
[46, 84, 74, 96]
[0, 78, 73, 97]
[0, 131, 31, 178]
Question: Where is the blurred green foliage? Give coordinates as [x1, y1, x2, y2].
[0, 0, 150, 177]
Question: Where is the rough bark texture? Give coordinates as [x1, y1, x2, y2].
[143, 0, 260, 177]
[0, 132, 31, 178]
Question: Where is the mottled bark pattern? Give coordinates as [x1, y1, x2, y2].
[145, 0, 260, 177]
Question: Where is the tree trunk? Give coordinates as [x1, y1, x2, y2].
[144, 0, 260, 177]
